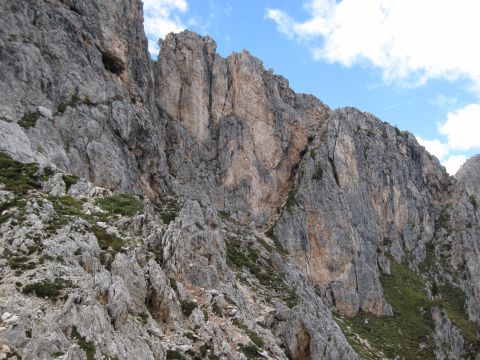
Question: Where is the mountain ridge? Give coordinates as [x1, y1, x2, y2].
[0, 1, 479, 359]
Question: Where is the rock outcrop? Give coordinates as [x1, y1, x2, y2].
[1, 0, 480, 359]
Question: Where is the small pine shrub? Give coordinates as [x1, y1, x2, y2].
[180, 299, 198, 316]
[18, 111, 39, 128]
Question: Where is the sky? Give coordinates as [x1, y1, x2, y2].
[142, 0, 480, 175]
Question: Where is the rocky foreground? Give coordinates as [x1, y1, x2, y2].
[1, 0, 480, 359]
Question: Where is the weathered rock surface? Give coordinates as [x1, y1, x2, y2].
[274, 108, 450, 316]
[1, 0, 480, 359]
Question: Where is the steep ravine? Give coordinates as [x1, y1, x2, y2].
[1, 0, 480, 359]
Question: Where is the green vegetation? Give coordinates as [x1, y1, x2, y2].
[160, 210, 177, 224]
[22, 280, 64, 299]
[46, 195, 86, 232]
[212, 303, 223, 318]
[435, 206, 451, 234]
[169, 278, 178, 293]
[57, 92, 94, 114]
[18, 111, 39, 128]
[225, 236, 299, 308]
[232, 319, 264, 348]
[469, 195, 478, 211]
[62, 174, 78, 190]
[436, 284, 480, 355]
[337, 260, 480, 359]
[0, 152, 39, 194]
[218, 210, 231, 221]
[137, 311, 149, 324]
[166, 349, 185, 360]
[95, 194, 142, 217]
[238, 343, 264, 359]
[93, 225, 124, 269]
[7, 255, 36, 271]
[312, 164, 323, 181]
[52, 352, 65, 357]
[336, 262, 435, 359]
[71, 326, 96, 360]
[265, 227, 274, 239]
[285, 187, 298, 212]
[309, 148, 316, 159]
[180, 299, 198, 316]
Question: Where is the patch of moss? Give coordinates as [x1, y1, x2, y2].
[8, 255, 36, 271]
[309, 148, 316, 159]
[212, 303, 223, 318]
[160, 211, 177, 224]
[92, 225, 124, 254]
[137, 311, 149, 324]
[57, 93, 95, 113]
[238, 343, 264, 359]
[336, 261, 436, 359]
[62, 174, 78, 190]
[218, 210, 231, 221]
[95, 194, 142, 217]
[232, 320, 264, 348]
[169, 278, 178, 293]
[52, 352, 65, 357]
[435, 206, 451, 234]
[0, 152, 39, 194]
[166, 349, 185, 360]
[22, 281, 63, 299]
[0, 196, 28, 224]
[225, 237, 299, 308]
[469, 195, 478, 211]
[312, 164, 323, 181]
[181, 299, 198, 316]
[48, 195, 85, 217]
[18, 111, 39, 129]
[265, 227, 274, 239]
[285, 187, 298, 212]
[71, 326, 96, 360]
[436, 284, 480, 355]
[202, 309, 209, 321]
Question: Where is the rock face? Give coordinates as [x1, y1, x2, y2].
[1, 0, 480, 359]
[274, 108, 450, 316]
[155, 31, 331, 224]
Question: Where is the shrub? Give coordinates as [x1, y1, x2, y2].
[95, 194, 142, 217]
[238, 343, 263, 359]
[469, 195, 478, 211]
[0, 152, 39, 194]
[180, 299, 198, 316]
[62, 174, 78, 190]
[212, 303, 223, 318]
[18, 111, 39, 128]
[71, 326, 96, 360]
[22, 281, 63, 299]
[160, 211, 177, 224]
[286, 187, 298, 211]
[166, 350, 185, 360]
[312, 164, 323, 181]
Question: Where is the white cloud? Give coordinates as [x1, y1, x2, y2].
[439, 103, 480, 151]
[266, 0, 480, 88]
[442, 155, 467, 175]
[416, 102, 480, 174]
[429, 95, 458, 108]
[143, 0, 188, 55]
[416, 137, 449, 160]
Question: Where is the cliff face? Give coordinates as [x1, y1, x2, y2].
[1, 1, 480, 359]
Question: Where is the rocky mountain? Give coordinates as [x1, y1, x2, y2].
[0, 0, 479, 359]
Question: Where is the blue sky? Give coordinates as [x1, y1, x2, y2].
[142, 0, 480, 174]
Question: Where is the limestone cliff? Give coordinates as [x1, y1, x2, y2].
[0, 0, 479, 359]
